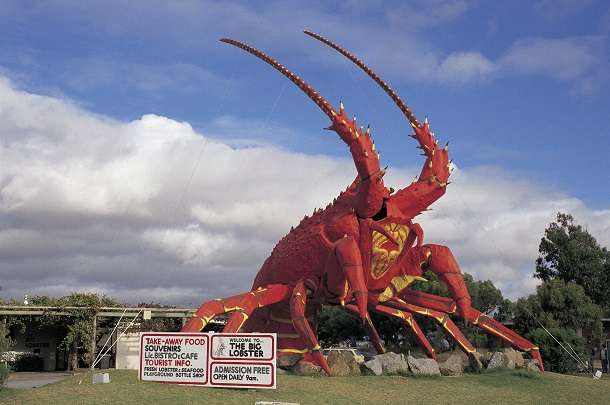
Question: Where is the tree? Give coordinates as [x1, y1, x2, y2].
[535, 213, 609, 312]
[317, 306, 364, 346]
[512, 279, 603, 373]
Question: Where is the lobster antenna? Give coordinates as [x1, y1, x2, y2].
[303, 30, 421, 128]
[220, 38, 338, 121]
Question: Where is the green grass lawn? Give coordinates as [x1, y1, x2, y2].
[1, 369, 609, 405]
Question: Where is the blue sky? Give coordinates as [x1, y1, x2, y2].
[2, 0, 609, 206]
[0, 0, 609, 304]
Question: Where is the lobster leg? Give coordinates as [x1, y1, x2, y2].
[290, 279, 331, 375]
[387, 299, 476, 354]
[182, 284, 291, 332]
[467, 310, 543, 371]
[400, 289, 457, 314]
[360, 303, 436, 359]
[406, 244, 474, 320]
[343, 305, 385, 354]
[328, 235, 369, 321]
[399, 245, 544, 370]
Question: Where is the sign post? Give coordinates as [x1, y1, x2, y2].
[139, 332, 276, 389]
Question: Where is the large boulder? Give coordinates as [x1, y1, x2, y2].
[292, 360, 322, 376]
[327, 351, 361, 377]
[439, 353, 464, 376]
[407, 355, 441, 376]
[502, 348, 525, 368]
[375, 352, 409, 375]
[487, 352, 507, 370]
[277, 353, 302, 370]
[482, 351, 493, 367]
[362, 358, 383, 376]
[524, 359, 542, 373]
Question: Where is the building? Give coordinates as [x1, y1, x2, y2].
[0, 305, 226, 371]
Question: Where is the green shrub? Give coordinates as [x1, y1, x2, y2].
[0, 362, 8, 387]
[1, 321, 12, 387]
[12, 354, 44, 372]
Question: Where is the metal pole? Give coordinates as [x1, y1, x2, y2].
[91, 314, 97, 368]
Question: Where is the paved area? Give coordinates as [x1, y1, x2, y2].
[5, 371, 72, 389]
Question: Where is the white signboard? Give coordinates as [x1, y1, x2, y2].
[211, 334, 274, 360]
[139, 332, 276, 389]
[210, 362, 274, 387]
[139, 333, 208, 385]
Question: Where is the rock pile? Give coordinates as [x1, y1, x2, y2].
[279, 348, 540, 376]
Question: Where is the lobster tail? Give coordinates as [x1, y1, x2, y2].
[303, 30, 420, 128]
[220, 38, 337, 121]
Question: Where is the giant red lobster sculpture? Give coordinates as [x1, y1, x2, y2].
[182, 31, 543, 373]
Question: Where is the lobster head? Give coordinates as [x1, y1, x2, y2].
[300, 31, 452, 222]
[220, 32, 451, 222]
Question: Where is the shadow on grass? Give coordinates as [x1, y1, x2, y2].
[407, 373, 442, 380]
[480, 369, 543, 380]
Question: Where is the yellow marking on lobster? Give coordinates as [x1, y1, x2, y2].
[278, 348, 309, 354]
[233, 311, 249, 331]
[480, 323, 511, 342]
[371, 223, 409, 280]
[378, 275, 428, 302]
[339, 279, 349, 305]
[223, 305, 245, 313]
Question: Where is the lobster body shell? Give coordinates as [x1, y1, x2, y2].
[252, 205, 358, 288]
[182, 32, 545, 372]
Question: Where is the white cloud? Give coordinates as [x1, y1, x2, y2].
[0, 76, 608, 306]
[499, 37, 598, 80]
[437, 51, 495, 83]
